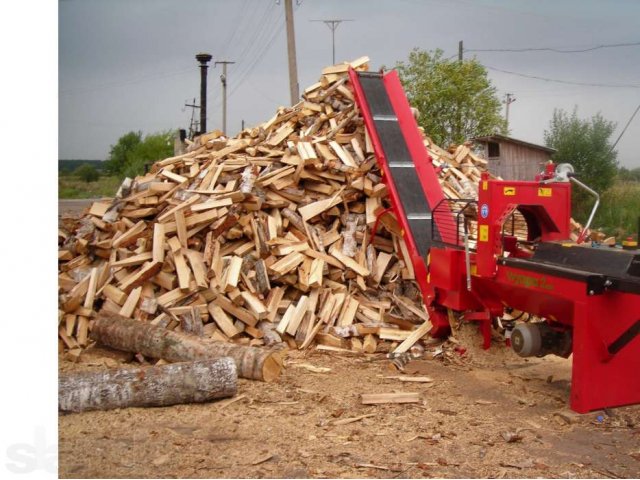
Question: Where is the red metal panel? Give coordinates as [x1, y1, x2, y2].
[350, 68, 640, 413]
[476, 175, 572, 277]
[571, 295, 640, 412]
[429, 248, 463, 291]
[478, 266, 577, 323]
[474, 265, 640, 412]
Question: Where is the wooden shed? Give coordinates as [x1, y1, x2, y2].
[473, 134, 556, 181]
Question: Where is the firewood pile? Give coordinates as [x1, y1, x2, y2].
[56, 57, 512, 361]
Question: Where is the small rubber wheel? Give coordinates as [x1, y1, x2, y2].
[511, 323, 542, 357]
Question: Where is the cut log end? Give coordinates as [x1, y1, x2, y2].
[91, 313, 284, 382]
[262, 352, 284, 382]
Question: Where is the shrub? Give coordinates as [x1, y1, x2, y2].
[74, 164, 100, 183]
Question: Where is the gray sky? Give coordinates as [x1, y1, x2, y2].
[59, 0, 640, 168]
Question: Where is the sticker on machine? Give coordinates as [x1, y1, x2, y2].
[480, 203, 489, 218]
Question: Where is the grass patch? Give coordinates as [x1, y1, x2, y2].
[58, 175, 122, 199]
[595, 181, 640, 238]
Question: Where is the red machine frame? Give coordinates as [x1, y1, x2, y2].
[348, 68, 455, 334]
[349, 67, 640, 413]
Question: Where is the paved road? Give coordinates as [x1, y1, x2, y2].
[58, 198, 98, 216]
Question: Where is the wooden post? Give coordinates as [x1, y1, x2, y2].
[284, 0, 299, 104]
[59, 357, 237, 413]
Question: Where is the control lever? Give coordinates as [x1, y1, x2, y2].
[570, 176, 600, 244]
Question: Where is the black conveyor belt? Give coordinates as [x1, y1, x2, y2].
[357, 72, 434, 257]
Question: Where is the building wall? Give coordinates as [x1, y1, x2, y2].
[485, 141, 551, 180]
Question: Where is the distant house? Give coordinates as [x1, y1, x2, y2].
[473, 134, 556, 181]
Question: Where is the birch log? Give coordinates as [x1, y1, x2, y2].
[59, 357, 237, 413]
[91, 313, 283, 381]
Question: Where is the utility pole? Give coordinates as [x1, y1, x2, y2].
[454, 40, 464, 141]
[311, 19, 354, 64]
[195, 53, 212, 134]
[284, 0, 299, 104]
[504, 93, 516, 131]
[184, 97, 200, 139]
[215, 60, 235, 134]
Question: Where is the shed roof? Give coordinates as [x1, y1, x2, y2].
[473, 134, 556, 154]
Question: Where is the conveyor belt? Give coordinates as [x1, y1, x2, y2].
[356, 72, 433, 257]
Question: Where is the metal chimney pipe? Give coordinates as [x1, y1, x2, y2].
[196, 53, 212, 135]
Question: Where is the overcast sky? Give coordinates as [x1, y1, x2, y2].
[59, 0, 640, 168]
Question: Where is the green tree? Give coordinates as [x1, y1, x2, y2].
[106, 130, 174, 177]
[618, 166, 640, 182]
[544, 108, 618, 191]
[394, 48, 506, 146]
[106, 131, 142, 175]
[74, 163, 100, 182]
[544, 108, 618, 220]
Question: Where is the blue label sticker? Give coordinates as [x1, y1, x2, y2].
[480, 204, 489, 219]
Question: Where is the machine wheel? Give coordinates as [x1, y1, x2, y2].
[511, 323, 542, 357]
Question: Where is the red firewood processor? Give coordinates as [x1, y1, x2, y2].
[349, 67, 640, 414]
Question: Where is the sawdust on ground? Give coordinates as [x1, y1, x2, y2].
[58, 327, 640, 479]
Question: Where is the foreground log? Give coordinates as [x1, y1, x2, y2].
[91, 313, 283, 382]
[59, 357, 237, 413]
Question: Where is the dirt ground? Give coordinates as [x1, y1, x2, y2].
[58, 327, 640, 479]
[58, 203, 640, 479]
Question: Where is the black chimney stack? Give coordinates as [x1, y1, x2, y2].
[196, 53, 212, 135]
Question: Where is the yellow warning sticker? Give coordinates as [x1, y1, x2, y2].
[503, 187, 516, 196]
[538, 187, 552, 197]
[482, 181, 488, 191]
[479, 225, 489, 242]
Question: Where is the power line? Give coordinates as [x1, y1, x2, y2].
[443, 40, 640, 62]
[246, 77, 285, 105]
[220, 0, 251, 57]
[208, 5, 284, 116]
[213, 0, 278, 100]
[466, 41, 640, 54]
[231, 2, 277, 64]
[485, 65, 640, 89]
[226, 10, 287, 101]
[609, 103, 640, 153]
[222, 5, 282, 95]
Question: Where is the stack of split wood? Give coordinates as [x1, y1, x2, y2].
[57, 56, 496, 363]
[569, 218, 615, 245]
